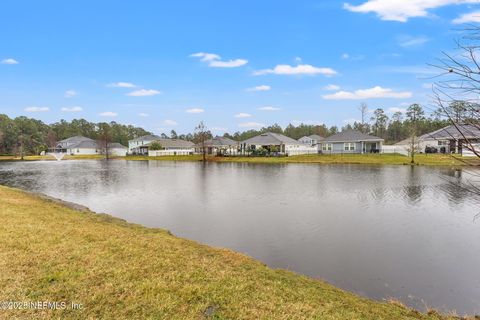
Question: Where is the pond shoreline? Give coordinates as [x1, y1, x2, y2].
[0, 184, 465, 319]
[0, 153, 477, 167]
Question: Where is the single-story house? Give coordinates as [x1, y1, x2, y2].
[53, 136, 128, 156]
[395, 124, 480, 154]
[128, 135, 161, 154]
[195, 136, 240, 156]
[320, 130, 383, 154]
[54, 136, 99, 155]
[463, 143, 480, 157]
[107, 143, 128, 157]
[146, 138, 195, 156]
[241, 132, 317, 156]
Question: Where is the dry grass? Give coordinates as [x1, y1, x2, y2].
[0, 186, 464, 319]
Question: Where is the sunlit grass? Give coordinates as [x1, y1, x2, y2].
[0, 185, 461, 319]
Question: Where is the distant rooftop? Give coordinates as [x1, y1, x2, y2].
[323, 130, 383, 143]
[129, 135, 161, 142]
[144, 138, 194, 148]
[242, 132, 299, 145]
[202, 136, 238, 147]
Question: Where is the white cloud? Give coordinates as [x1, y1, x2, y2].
[1, 58, 19, 65]
[162, 119, 178, 126]
[246, 85, 271, 92]
[61, 106, 82, 112]
[341, 53, 350, 59]
[397, 35, 429, 47]
[238, 122, 265, 128]
[235, 112, 252, 118]
[323, 86, 412, 100]
[323, 84, 340, 91]
[453, 11, 480, 24]
[107, 82, 137, 88]
[64, 90, 77, 98]
[254, 64, 337, 76]
[258, 106, 281, 111]
[99, 111, 118, 117]
[343, 0, 479, 22]
[388, 107, 407, 113]
[138, 113, 149, 117]
[127, 89, 162, 97]
[185, 108, 205, 114]
[190, 52, 248, 68]
[24, 106, 49, 112]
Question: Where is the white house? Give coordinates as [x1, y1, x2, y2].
[54, 136, 127, 156]
[241, 132, 317, 156]
[55, 136, 99, 155]
[298, 134, 324, 146]
[395, 124, 480, 155]
[145, 138, 195, 156]
[128, 135, 161, 154]
[108, 143, 128, 156]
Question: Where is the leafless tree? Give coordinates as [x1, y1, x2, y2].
[97, 123, 112, 160]
[358, 103, 369, 133]
[194, 121, 209, 162]
[430, 26, 480, 195]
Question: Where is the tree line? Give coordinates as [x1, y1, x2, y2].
[0, 103, 456, 156]
[0, 116, 150, 155]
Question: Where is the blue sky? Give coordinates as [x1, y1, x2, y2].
[1, 0, 480, 135]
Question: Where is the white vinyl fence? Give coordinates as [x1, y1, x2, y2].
[381, 145, 409, 156]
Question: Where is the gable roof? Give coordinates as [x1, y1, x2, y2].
[395, 124, 480, 145]
[58, 135, 94, 144]
[144, 138, 194, 148]
[242, 132, 299, 145]
[69, 140, 98, 149]
[421, 124, 480, 140]
[308, 134, 324, 140]
[202, 136, 238, 147]
[129, 135, 161, 143]
[108, 143, 127, 149]
[323, 130, 383, 143]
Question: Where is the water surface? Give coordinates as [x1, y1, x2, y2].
[0, 160, 479, 315]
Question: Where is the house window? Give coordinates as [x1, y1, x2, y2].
[322, 143, 332, 151]
[344, 143, 355, 151]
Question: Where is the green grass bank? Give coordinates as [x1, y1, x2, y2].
[0, 185, 467, 319]
[1, 153, 473, 166]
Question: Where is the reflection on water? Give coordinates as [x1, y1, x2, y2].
[0, 160, 479, 315]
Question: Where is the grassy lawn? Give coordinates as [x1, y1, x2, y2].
[0, 186, 463, 319]
[1, 153, 478, 167]
[126, 153, 476, 166]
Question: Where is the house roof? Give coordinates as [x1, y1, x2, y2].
[69, 140, 98, 149]
[201, 136, 238, 147]
[58, 135, 94, 144]
[129, 134, 161, 143]
[421, 124, 480, 140]
[242, 132, 299, 145]
[308, 134, 324, 140]
[395, 124, 480, 145]
[144, 138, 194, 148]
[108, 143, 127, 149]
[323, 130, 383, 143]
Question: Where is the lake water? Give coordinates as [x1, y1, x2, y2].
[0, 160, 479, 315]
